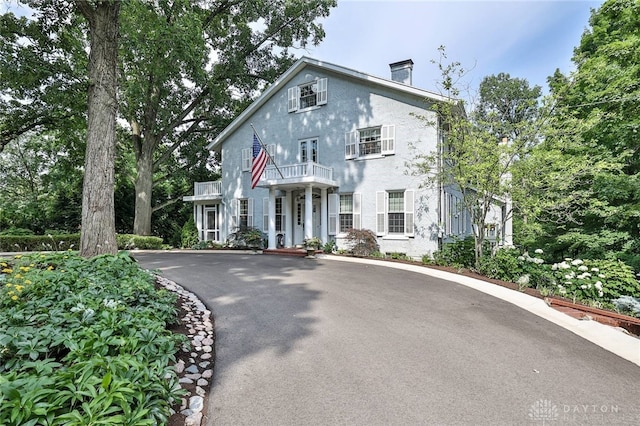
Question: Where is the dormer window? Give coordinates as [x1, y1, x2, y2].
[288, 78, 327, 112]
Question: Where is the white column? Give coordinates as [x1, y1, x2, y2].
[195, 204, 203, 240]
[304, 185, 313, 240]
[268, 188, 276, 249]
[320, 188, 328, 244]
[285, 191, 293, 247]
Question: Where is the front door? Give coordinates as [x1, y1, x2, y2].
[204, 206, 219, 242]
[293, 198, 321, 245]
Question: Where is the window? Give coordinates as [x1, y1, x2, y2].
[328, 193, 360, 235]
[243, 144, 275, 171]
[376, 190, 414, 236]
[345, 125, 395, 159]
[445, 193, 466, 236]
[359, 127, 381, 155]
[263, 197, 285, 233]
[387, 192, 404, 234]
[288, 78, 327, 112]
[339, 195, 353, 232]
[300, 138, 318, 163]
[234, 198, 253, 229]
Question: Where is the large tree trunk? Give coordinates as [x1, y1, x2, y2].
[77, 1, 120, 257]
[133, 145, 154, 235]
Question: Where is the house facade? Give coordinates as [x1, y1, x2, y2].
[184, 57, 512, 258]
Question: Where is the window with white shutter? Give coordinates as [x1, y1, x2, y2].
[353, 193, 362, 230]
[328, 193, 338, 235]
[381, 125, 395, 155]
[345, 131, 357, 159]
[376, 191, 386, 236]
[263, 198, 269, 232]
[241, 148, 251, 171]
[288, 86, 299, 112]
[404, 189, 414, 236]
[287, 78, 328, 112]
[316, 78, 328, 105]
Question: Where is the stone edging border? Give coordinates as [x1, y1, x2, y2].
[156, 275, 214, 426]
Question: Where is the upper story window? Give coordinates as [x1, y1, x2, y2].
[300, 138, 318, 163]
[242, 144, 275, 171]
[288, 78, 328, 112]
[345, 125, 395, 159]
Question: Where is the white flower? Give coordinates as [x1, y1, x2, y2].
[103, 298, 119, 309]
[595, 281, 603, 290]
[535, 248, 544, 254]
[517, 274, 530, 286]
[578, 265, 588, 271]
[571, 259, 584, 266]
[552, 263, 558, 271]
[517, 256, 525, 261]
[598, 274, 606, 279]
[580, 285, 587, 289]
[591, 267, 600, 272]
[558, 261, 571, 270]
[565, 272, 576, 279]
[533, 258, 544, 264]
[598, 290, 604, 298]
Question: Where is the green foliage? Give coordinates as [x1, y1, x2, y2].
[387, 252, 411, 260]
[550, 258, 640, 303]
[115, 234, 164, 250]
[0, 228, 34, 236]
[180, 217, 199, 249]
[322, 240, 337, 254]
[0, 251, 185, 424]
[344, 228, 379, 257]
[479, 248, 554, 290]
[225, 227, 266, 249]
[0, 235, 80, 252]
[432, 237, 476, 269]
[519, 0, 640, 274]
[612, 296, 640, 318]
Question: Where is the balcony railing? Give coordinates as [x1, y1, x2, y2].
[194, 181, 222, 196]
[263, 162, 333, 181]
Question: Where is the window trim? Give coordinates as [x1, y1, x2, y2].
[345, 124, 395, 159]
[288, 78, 328, 113]
[376, 189, 414, 237]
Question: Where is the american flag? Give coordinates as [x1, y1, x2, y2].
[251, 133, 268, 189]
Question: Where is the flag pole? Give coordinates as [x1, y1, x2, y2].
[250, 123, 284, 179]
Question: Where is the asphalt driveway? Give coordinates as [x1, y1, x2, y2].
[133, 251, 640, 425]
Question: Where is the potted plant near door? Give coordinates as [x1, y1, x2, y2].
[303, 237, 322, 258]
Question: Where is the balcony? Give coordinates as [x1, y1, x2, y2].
[258, 162, 337, 189]
[183, 181, 222, 202]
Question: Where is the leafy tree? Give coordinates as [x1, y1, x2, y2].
[525, 0, 640, 271]
[411, 47, 541, 268]
[1, 0, 336, 239]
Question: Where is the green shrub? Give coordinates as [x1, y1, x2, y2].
[0, 234, 80, 252]
[551, 258, 640, 302]
[181, 217, 199, 249]
[322, 240, 337, 254]
[116, 234, 164, 250]
[0, 227, 34, 236]
[0, 251, 185, 424]
[433, 237, 476, 268]
[344, 228, 379, 257]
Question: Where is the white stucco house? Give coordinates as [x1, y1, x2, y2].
[184, 57, 512, 258]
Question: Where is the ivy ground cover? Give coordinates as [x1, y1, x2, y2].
[0, 251, 186, 425]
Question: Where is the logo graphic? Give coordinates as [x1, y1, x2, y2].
[529, 399, 559, 424]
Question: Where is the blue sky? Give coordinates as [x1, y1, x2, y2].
[301, 0, 605, 96]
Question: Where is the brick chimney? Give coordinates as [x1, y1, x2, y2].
[390, 59, 414, 85]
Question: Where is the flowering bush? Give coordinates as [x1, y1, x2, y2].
[551, 258, 640, 302]
[479, 248, 553, 290]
